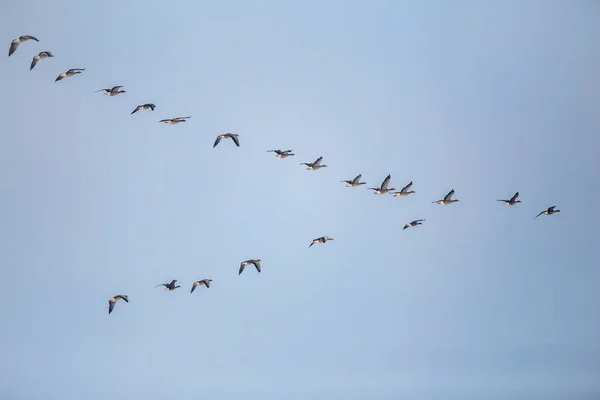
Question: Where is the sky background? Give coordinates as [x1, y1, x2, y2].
[1, 1, 599, 399]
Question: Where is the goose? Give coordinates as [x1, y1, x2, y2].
[95, 86, 127, 96]
[393, 181, 416, 197]
[309, 236, 334, 248]
[369, 174, 395, 194]
[341, 174, 366, 187]
[239, 259, 261, 275]
[190, 279, 212, 293]
[300, 156, 327, 171]
[55, 68, 85, 82]
[214, 133, 240, 148]
[131, 103, 156, 115]
[30, 51, 54, 71]
[108, 295, 129, 314]
[267, 149, 295, 158]
[433, 189, 459, 205]
[403, 219, 425, 230]
[497, 192, 521, 206]
[159, 116, 190, 125]
[534, 206, 560, 219]
[155, 280, 180, 291]
[8, 35, 39, 57]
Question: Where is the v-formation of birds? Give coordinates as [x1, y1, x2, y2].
[8, 34, 562, 315]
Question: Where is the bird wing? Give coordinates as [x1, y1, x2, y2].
[8, 41, 19, 56]
[115, 295, 128, 302]
[510, 192, 519, 202]
[191, 282, 199, 293]
[548, 206, 556, 212]
[352, 174, 362, 185]
[26, 35, 40, 41]
[55, 74, 64, 82]
[381, 175, 391, 190]
[213, 136, 222, 148]
[534, 211, 544, 219]
[111, 86, 123, 91]
[203, 280, 211, 288]
[148, 104, 156, 110]
[131, 106, 141, 115]
[414, 219, 426, 223]
[155, 283, 166, 288]
[169, 280, 177, 287]
[239, 264, 245, 275]
[108, 300, 115, 314]
[401, 181, 413, 192]
[251, 260, 261, 272]
[30, 57, 38, 70]
[230, 135, 240, 147]
[443, 190, 455, 202]
[313, 157, 323, 166]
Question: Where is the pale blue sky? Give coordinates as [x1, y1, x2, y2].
[1, 1, 599, 399]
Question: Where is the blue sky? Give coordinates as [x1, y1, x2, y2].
[1, 1, 599, 399]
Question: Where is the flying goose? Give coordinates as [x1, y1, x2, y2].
[214, 133, 240, 148]
[95, 86, 127, 96]
[55, 68, 85, 82]
[155, 280, 180, 291]
[8, 35, 39, 57]
[131, 103, 156, 114]
[267, 149, 295, 158]
[497, 192, 521, 206]
[369, 174, 395, 194]
[393, 181, 416, 197]
[239, 259, 261, 275]
[309, 236, 334, 248]
[30, 51, 54, 70]
[341, 174, 366, 187]
[108, 295, 129, 314]
[191, 279, 212, 293]
[159, 116, 190, 125]
[403, 219, 425, 230]
[534, 206, 560, 219]
[300, 156, 327, 171]
[433, 189, 459, 205]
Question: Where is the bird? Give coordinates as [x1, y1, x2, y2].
[393, 181, 416, 197]
[159, 116, 190, 125]
[131, 103, 156, 115]
[300, 156, 327, 171]
[239, 259, 261, 275]
[309, 236, 334, 248]
[267, 149, 295, 158]
[341, 174, 366, 187]
[155, 280, 180, 291]
[95, 86, 127, 96]
[369, 174, 395, 194]
[190, 279, 212, 294]
[55, 68, 85, 82]
[214, 133, 240, 148]
[8, 35, 39, 57]
[403, 219, 425, 230]
[433, 189, 459, 205]
[108, 295, 129, 314]
[534, 206, 560, 219]
[30, 51, 54, 71]
[497, 192, 521, 206]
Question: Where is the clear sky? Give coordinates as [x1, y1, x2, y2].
[1, 1, 599, 399]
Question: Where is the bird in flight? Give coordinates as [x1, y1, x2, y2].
[300, 156, 327, 171]
[108, 295, 129, 314]
[403, 219, 425, 230]
[341, 174, 366, 187]
[369, 174, 395, 195]
[159, 116, 190, 125]
[497, 192, 521, 206]
[214, 133, 240, 148]
[309, 236, 334, 248]
[8, 35, 39, 57]
[534, 206, 560, 219]
[95, 86, 127, 96]
[55, 68, 85, 82]
[155, 280, 180, 291]
[433, 189, 459, 205]
[239, 259, 261, 275]
[30, 51, 54, 71]
[131, 103, 156, 115]
[267, 149, 295, 158]
[190, 279, 212, 294]
[393, 181, 416, 197]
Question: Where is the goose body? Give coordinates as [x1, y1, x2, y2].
[159, 116, 190, 124]
[341, 174, 366, 187]
[30, 51, 54, 70]
[534, 206, 560, 219]
[497, 192, 521, 206]
[433, 189, 459, 205]
[9, 35, 39, 57]
[191, 279, 212, 293]
[369, 174, 395, 194]
[267, 149, 295, 158]
[309, 236, 334, 248]
[403, 219, 425, 230]
[239, 259, 261, 275]
[214, 133, 240, 148]
[393, 181, 416, 197]
[155, 279, 180, 291]
[55, 68, 85, 82]
[131, 103, 156, 114]
[95, 86, 127, 96]
[108, 294, 129, 314]
[300, 156, 327, 171]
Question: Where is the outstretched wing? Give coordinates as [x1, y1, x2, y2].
[8, 41, 19, 57]
[108, 300, 115, 314]
[381, 175, 391, 190]
[510, 192, 519, 202]
[131, 106, 142, 115]
[213, 136, 222, 148]
[30, 56, 38, 71]
[230, 134, 240, 147]
[443, 189, 455, 202]
[401, 181, 413, 192]
[313, 157, 323, 166]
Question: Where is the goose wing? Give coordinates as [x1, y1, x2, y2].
[381, 175, 391, 190]
[352, 174, 362, 185]
[239, 264, 246, 275]
[108, 300, 116, 314]
[510, 192, 519, 202]
[8, 41, 19, 57]
[213, 136, 222, 148]
[24, 35, 39, 42]
[131, 105, 142, 115]
[191, 282, 199, 293]
[251, 260, 261, 272]
[30, 56, 38, 70]
[443, 189, 455, 202]
[312, 157, 323, 166]
[401, 181, 413, 193]
[548, 206, 556, 212]
[230, 134, 240, 147]
[114, 295, 128, 302]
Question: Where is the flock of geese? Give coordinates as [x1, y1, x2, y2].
[8, 33, 562, 316]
